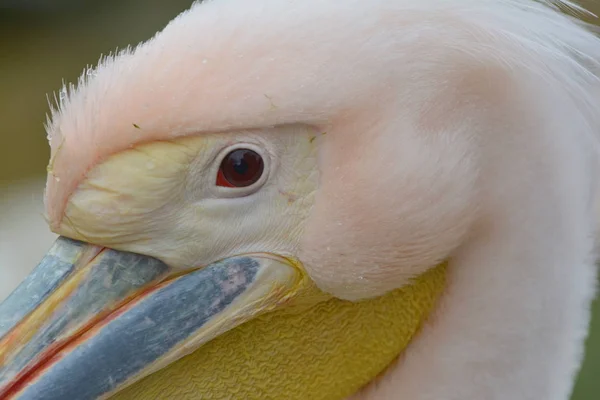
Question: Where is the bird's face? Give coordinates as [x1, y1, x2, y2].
[0, 123, 448, 399]
[0, 1, 486, 398]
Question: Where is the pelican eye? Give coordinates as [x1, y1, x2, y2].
[216, 148, 265, 188]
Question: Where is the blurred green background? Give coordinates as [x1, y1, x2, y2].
[0, 0, 597, 398]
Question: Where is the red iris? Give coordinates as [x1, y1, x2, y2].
[216, 149, 264, 188]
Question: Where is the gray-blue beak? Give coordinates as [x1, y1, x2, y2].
[0, 237, 299, 399]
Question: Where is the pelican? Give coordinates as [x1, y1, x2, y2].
[0, 0, 599, 399]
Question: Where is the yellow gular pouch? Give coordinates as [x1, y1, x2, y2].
[111, 264, 446, 400]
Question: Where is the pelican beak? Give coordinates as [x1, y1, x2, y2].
[0, 236, 300, 400]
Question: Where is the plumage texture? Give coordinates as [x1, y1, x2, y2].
[39, 0, 600, 399]
[45, 0, 600, 229]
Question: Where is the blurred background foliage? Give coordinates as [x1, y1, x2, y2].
[0, 0, 597, 398]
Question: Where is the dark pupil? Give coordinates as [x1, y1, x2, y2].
[232, 156, 248, 175]
[222, 149, 264, 187]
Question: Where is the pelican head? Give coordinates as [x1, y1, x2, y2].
[1, 1, 600, 399]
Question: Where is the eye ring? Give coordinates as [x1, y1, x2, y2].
[211, 143, 270, 197]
